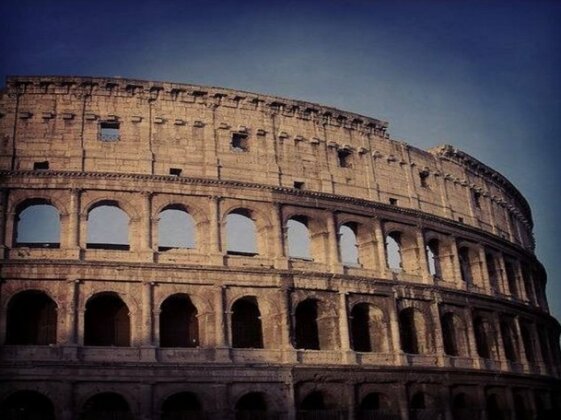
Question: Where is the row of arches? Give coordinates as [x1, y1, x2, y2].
[11, 199, 546, 307]
[2, 387, 555, 420]
[5, 289, 559, 370]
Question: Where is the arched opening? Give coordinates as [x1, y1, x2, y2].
[287, 216, 311, 260]
[231, 297, 263, 349]
[87, 202, 130, 250]
[500, 319, 519, 362]
[14, 201, 60, 248]
[485, 252, 500, 291]
[235, 392, 267, 420]
[298, 391, 341, 420]
[159, 294, 199, 348]
[426, 239, 442, 278]
[350, 304, 371, 352]
[357, 393, 392, 420]
[520, 322, 536, 364]
[409, 392, 431, 420]
[80, 392, 133, 420]
[339, 223, 359, 266]
[161, 392, 203, 420]
[84, 293, 130, 346]
[158, 206, 196, 251]
[0, 390, 55, 420]
[399, 308, 428, 354]
[385, 232, 402, 271]
[486, 394, 506, 420]
[294, 299, 320, 350]
[473, 317, 491, 359]
[513, 391, 531, 420]
[6, 290, 57, 345]
[440, 312, 467, 357]
[504, 259, 519, 297]
[451, 393, 472, 420]
[226, 209, 258, 256]
[458, 247, 473, 284]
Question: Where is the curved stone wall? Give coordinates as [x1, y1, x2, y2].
[0, 76, 559, 420]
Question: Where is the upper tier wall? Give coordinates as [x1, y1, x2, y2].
[0, 76, 534, 250]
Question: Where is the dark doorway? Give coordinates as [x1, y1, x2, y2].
[6, 291, 57, 345]
[0, 390, 55, 420]
[160, 294, 199, 347]
[232, 297, 264, 349]
[351, 304, 371, 352]
[84, 293, 130, 346]
[294, 299, 320, 350]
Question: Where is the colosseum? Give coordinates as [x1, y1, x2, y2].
[0, 75, 559, 420]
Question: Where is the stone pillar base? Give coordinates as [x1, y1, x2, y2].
[214, 347, 231, 362]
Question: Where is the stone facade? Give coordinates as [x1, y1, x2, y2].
[0, 76, 559, 420]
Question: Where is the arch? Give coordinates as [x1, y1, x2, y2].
[231, 297, 263, 348]
[79, 392, 133, 420]
[399, 308, 428, 354]
[426, 238, 442, 278]
[473, 316, 492, 359]
[385, 232, 402, 271]
[357, 392, 393, 420]
[500, 318, 519, 362]
[225, 209, 258, 255]
[485, 252, 500, 292]
[440, 312, 468, 357]
[485, 393, 507, 420]
[298, 390, 341, 420]
[0, 390, 56, 420]
[86, 201, 130, 250]
[161, 392, 203, 420]
[451, 393, 473, 420]
[339, 223, 359, 266]
[159, 294, 199, 348]
[350, 303, 386, 353]
[158, 206, 196, 250]
[235, 392, 267, 420]
[504, 258, 519, 297]
[458, 246, 474, 284]
[6, 290, 57, 345]
[287, 216, 312, 260]
[14, 200, 60, 248]
[409, 392, 437, 420]
[84, 292, 130, 346]
[519, 321, 536, 363]
[294, 299, 320, 350]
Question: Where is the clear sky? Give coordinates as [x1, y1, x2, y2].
[1, 0, 560, 320]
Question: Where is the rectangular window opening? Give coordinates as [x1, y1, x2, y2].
[169, 168, 182, 176]
[100, 121, 120, 142]
[473, 191, 481, 209]
[231, 132, 249, 152]
[337, 149, 352, 168]
[419, 171, 430, 188]
[294, 181, 305, 190]
[33, 161, 49, 170]
[389, 198, 398, 206]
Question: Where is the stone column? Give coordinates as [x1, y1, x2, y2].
[142, 282, 155, 347]
[280, 286, 296, 362]
[214, 285, 230, 361]
[67, 188, 81, 250]
[477, 245, 491, 293]
[492, 313, 508, 370]
[373, 218, 388, 277]
[209, 196, 223, 264]
[0, 189, 9, 253]
[327, 212, 342, 273]
[464, 307, 482, 369]
[513, 316, 529, 372]
[346, 381, 357, 420]
[338, 291, 355, 363]
[496, 254, 508, 295]
[449, 238, 464, 287]
[430, 297, 446, 366]
[514, 261, 528, 302]
[64, 279, 80, 346]
[4, 210, 15, 249]
[272, 203, 288, 269]
[415, 228, 432, 283]
[388, 295, 405, 365]
[140, 192, 153, 260]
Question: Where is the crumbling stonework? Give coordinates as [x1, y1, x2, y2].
[0, 76, 559, 419]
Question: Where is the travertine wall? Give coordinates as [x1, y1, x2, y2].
[0, 76, 559, 420]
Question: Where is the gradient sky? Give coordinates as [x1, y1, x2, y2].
[1, 0, 560, 320]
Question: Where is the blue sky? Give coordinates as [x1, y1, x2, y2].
[2, 0, 560, 320]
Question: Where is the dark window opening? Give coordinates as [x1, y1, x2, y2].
[520, 324, 535, 363]
[500, 321, 518, 362]
[232, 297, 263, 348]
[0, 391, 55, 420]
[426, 239, 442, 278]
[162, 392, 202, 420]
[473, 191, 481, 209]
[350, 304, 371, 352]
[337, 149, 352, 168]
[486, 394, 506, 420]
[160, 294, 199, 347]
[389, 198, 398, 206]
[87, 203, 130, 250]
[458, 247, 473, 284]
[419, 171, 430, 188]
[231, 132, 249, 151]
[505, 260, 519, 297]
[169, 168, 182, 176]
[486, 253, 499, 291]
[458, 217, 464, 223]
[441, 313, 459, 356]
[410, 393, 426, 409]
[339, 223, 359, 266]
[294, 181, 305, 190]
[84, 293, 130, 346]
[301, 392, 326, 411]
[473, 317, 491, 359]
[386, 232, 402, 271]
[33, 161, 49, 170]
[80, 393, 132, 420]
[100, 121, 120, 142]
[399, 308, 419, 354]
[235, 392, 267, 420]
[294, 299, 320, 350]
[6, 291, 57, 345]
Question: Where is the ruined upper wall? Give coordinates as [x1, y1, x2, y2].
[0, 76, 534, 250]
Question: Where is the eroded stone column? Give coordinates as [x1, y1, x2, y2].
[327, 212, 342, 272]
[214, 284, 230, 361]
[67, 188, 81, 250]
[415, 228, 432, 283]
[373, 218, 388, 277]
[338, 291, 355, 363]
[272, 203, 288, 269]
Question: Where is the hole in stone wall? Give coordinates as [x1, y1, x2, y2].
[231, 297, 263, 348]
[159, 294, 199, 347]
[339, 223, 359, 266]
[84, 293, 130, 346]
[472, 191, 481, 209]
[337, 149, 352, 168]
[6, 290, 57, 345]
[235, 392, 267, 419]
[419, 171, 430, 188]
[80, 393, 131, 420]
[99, 121, 120, 142]
[226, 209, 258, 256]
[0, 391, 55, 420]
[161, 393, 202, 420]
[386, 233, 402, 271]
[158, 207, 196, 251]
[33, 161, 49, 170]
[294, 299, 320, 350]
[287, 216, 312, 260]
[169, 168, 182, 176]
[426, 239, 441, 278]
[15, 202, 60, 248]
[294, 181, 305, 190]
[231, 132, 249, 151]
[86, 203, 129, 250]
[389, 198, 398, 206]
